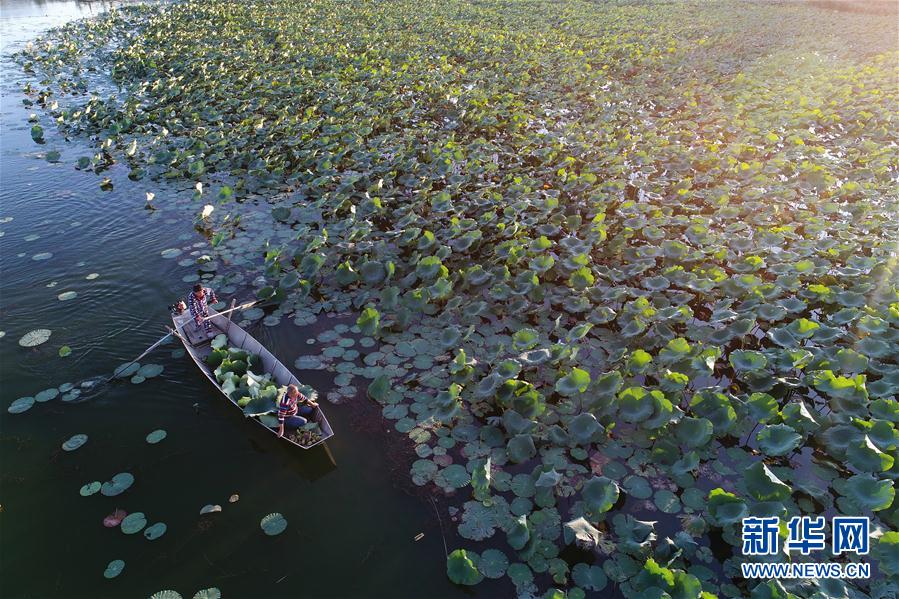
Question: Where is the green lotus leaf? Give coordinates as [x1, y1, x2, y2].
[745, 462, 791, 502]
[689, 390, 737, 435]
[847, 436, 894, 472]
[478, 548, 509, 579]
[707, 488, 748, 526]
[120, 512, 147, 534]
[101, 472, 134, 497]
[787, 317, 819, 339]
[512, 328, 539, 351]
[506, 514, 530, 550]
[568, 413, 603, 445]
[675, 417, 713, 449]
[439, 464, 470, 488]
[555, 368, 590, 396]
[730, 350, 768, 372]
[780, 401, 819, 434]
[837, 474, 894, 512]
[507, 434, 536, 463]
[8, 397, 35, 414]
[146, 429, 167, 444]
[628, 349, 653, 372]
[144, 522, 167, 540]
[582, 476, 619, 514]
[746, 393, 779, 423]
[872, 531, 899, 577]
[447, 549, 483, 586]
[458, 500, 500, 541]
[471, 457, 491, 502]
[103, 559, 125, 579]
[571, 562, 607, 592]
[260, 512, 288, 536]
[191, 589, 222, 599]
[757, 424, 802, 456]
[80, 481, 101, 496]
[367, 375, 390, 403]
[356, 307, 380, 336]
[62, 434, 88, 451]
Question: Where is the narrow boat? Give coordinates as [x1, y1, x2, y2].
[171, 303, 334, 449]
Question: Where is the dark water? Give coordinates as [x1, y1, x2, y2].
[0, 2, 470, 597]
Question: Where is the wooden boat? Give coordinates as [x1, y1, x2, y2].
[171, 302, 334, 449]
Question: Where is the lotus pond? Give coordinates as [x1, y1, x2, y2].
[3, 0, 899, 597]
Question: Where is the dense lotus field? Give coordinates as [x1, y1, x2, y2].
[15, 0, 899, 597]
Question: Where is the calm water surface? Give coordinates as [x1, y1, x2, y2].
[0, 2, 472, 597]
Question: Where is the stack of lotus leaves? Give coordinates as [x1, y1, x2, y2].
[204, 334, 317, 430]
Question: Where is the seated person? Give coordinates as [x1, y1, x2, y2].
[277, 384, 319, 437]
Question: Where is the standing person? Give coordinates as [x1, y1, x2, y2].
[187, 283, 218, 336]
[277, 384, 319, 437]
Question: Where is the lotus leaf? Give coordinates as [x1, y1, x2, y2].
[582, 476, 619, 514]
[260, 512, 287, 536]
[446, 549, 483, 585]
[62, 434, 88, 451]
[507, 434, 537, 463]
[103, 559, 125, 579]
[744, 462, 791, 502]
[756, 424, 802, 456]
[120, 512, 147, 534]
[101, 472, 134, 497]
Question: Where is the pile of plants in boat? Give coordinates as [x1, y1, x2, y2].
[206, 335, 317, 427]
[16, 0, 899, 596]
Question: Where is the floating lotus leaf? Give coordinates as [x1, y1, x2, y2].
[729, 350, 767, 372]
[150, 592, 182, 599]
[191, 589, 221, 599]
[507, 434, 536, 463]
[200, 504, 222, 515]
[34, 388, 59, 403]
[438, 464, 470, 489]
[80, 481, 101, 496]
[582, 476, 619, 514]
[120, 512, 147, 534]
[555, 368, 590, 396]
[835, 474, 894, 512]
[571, 562, 607, 592]
[101, 472, 134, 497]
[8, 397, 35, 414]
[146, 429, 167, 444]
[103, 559, 125, 579]
[756, 424, 802, 456]
[144, 522, 167, 540]
[746, 393, 778, 423]
[512, 328, 539, 351]
[446, 549, 483, 586]
[478, 548, 508, 579]
[62, 434, 88, 451]
[137, 364, 164, 378]
[744, 462, 790, 502]
[18, 329, 51, 347]
[873, 531, 899, 577]
[260, 512, 287, 535]
[675, 418, 713, 449]
[567, 413, 603, 445]
[506, 514, 530, 550]
[113, 362, 140, 378]
[458, 500, 500, 541]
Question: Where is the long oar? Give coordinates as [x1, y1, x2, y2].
[201, 300, 259, 322]
[103, 330, 177, 384]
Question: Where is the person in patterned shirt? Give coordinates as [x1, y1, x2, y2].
[187, 283, 218, 335]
